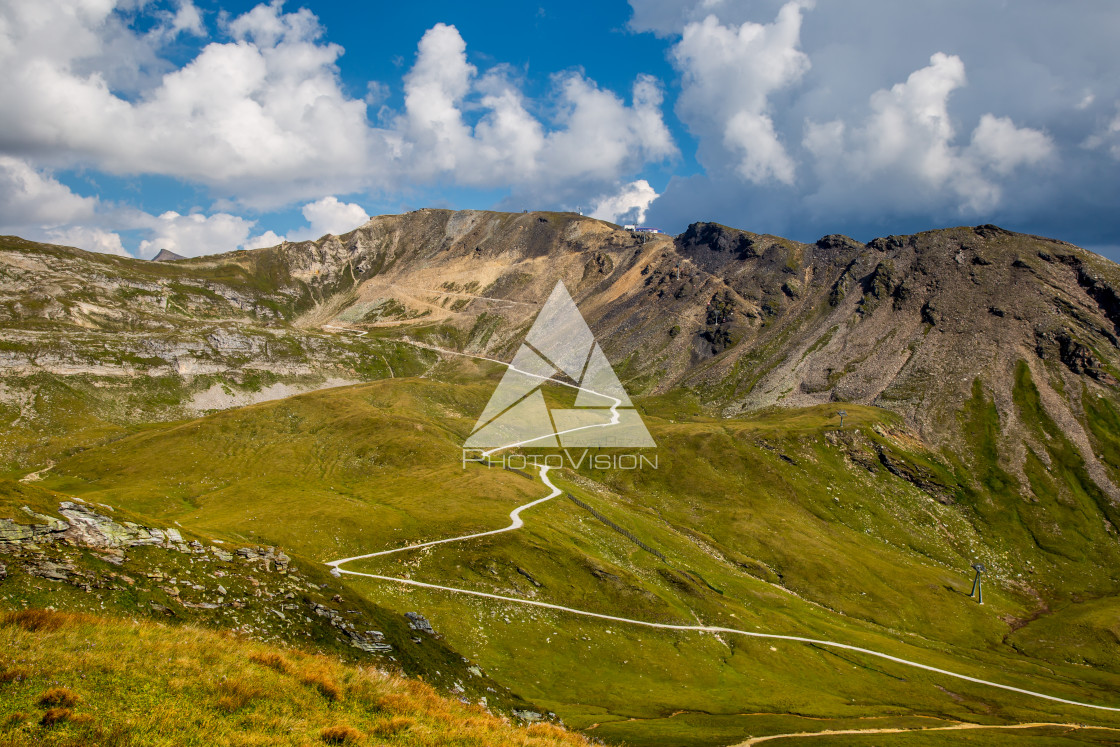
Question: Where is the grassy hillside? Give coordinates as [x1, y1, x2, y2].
[30, 364, 1120, 746]
[0, 479, 546, 718]
[6, 216, 1120, 745]
[38, 370, 536, 562]
[0, 608, 588, 746]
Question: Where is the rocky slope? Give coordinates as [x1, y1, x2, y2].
[0, 234, 435, 472]
[0, 479, 546, 720]
[271, 212, 1120, 516]
[5, 210, 1120, 565]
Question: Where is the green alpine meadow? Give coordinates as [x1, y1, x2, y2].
[2, 211, 1120, 745]
[5, 0, 1120, 743]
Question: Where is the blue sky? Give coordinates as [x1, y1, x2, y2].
[1, 0, 1118, 259]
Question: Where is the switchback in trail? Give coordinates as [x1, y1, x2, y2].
[323, 333, 1120, 741]
[330, 465, 1120, 714]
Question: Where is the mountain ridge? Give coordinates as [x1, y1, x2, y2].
[5, 213, 1120, 745]
[9, 212, 1120, 546]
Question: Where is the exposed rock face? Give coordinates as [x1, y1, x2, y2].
[0, 501, 190, 550]
[18, 212, 1117, 453]
[151, 248, 185, 262]
[1, 500, 396, 655]
[25, 558, 75, 581]
[310, 602, 393, 653]
[0, 234, 432, 458]
[0, 507, 66, 542]
[59, 501, 178, 548]
[405, 611, 437, 635]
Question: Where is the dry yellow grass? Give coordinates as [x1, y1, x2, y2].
[298, 667, 344, 703]
[247, 651, 292, 674]
[35, 688, 80, 709]
[319, 724, 363, 744]
[38, 708, 73, 727]
[369, 715, 414, 737]
[0, 608, 591, 746]
[214, 678, 265, 712]
[4, 609, 96, 633]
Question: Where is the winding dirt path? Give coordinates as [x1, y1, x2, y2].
[324, 338, 1120, 744]
[329, 466, 1120, 715]
[19, 460, 54, 483]
[733, 721, 1120, 745]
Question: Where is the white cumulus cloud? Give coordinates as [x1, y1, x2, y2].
[137, 210, 258, 259]
[46, 226, 129, 256]
[0, 156, 97, 228]
[0, 2, 674, 219]
[636, 0, 1120, 247]
[1083, 105, 1120, 160]
[590, 180, 660, 225]
[803, 53, 1054, 215]
[242, 230, 284, 251]
[0, 3, 678, 256]
[245, 196, 369, 248]
[298, 196, 368, 238]
[0, 0, 379, 207]
[539, 74, 676, 189]
[671, 2, 812, 185]
[968, 114, 1055, 175]
[397, 24, 675, 202]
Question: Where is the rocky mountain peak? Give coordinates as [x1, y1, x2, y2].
[151, 248, 186, 262]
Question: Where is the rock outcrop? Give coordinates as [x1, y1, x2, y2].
[0, 501, 186, 550]
[405, 611, 437, 635]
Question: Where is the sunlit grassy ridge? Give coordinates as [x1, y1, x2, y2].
[0, 609, 589, 746]
[32, 361, 1120, 745]
[41, 372, 537, 561]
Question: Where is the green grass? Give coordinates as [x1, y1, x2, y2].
[28, 365, 1120, 746]
[1082, 391, 1120, 486]
[37, 377, 537, 564]
[1011, 362, 1120, 573]
[771, 726, 1120, 745]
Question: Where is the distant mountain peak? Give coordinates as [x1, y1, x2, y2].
[151, 248, 185, 262]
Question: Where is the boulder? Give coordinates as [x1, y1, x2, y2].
[513, 710, 544, 722]
[27, 559, 74, 581]
[0, 519, 37, 544]
[58, 502, 137, 547]
[405, 612, 436, 635]
[347, 629, 392, 653]
[0, 508, 67, 545]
